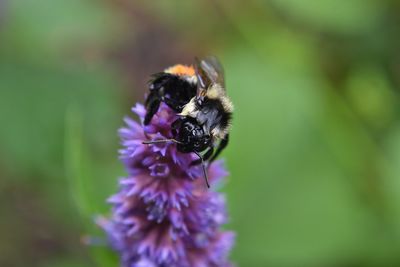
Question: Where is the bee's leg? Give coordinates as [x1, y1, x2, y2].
[144, 91, 161, 125]
[145, 73, 172, 125]
[193, 151, 210, 188]
[191, 147, 214, 166]
[209, 134, 229, 163]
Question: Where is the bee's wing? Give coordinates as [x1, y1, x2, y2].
[195, 56, 225, 90]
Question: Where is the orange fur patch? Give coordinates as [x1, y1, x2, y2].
[166, 64, 195, 76]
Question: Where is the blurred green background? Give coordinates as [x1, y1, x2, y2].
[1, 0, 400, 266]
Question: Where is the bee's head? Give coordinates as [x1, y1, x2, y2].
[176, 118, 211, 153]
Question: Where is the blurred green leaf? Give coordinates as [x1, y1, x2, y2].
[0, 62, 122, 180]
[64, 104, 119, 267]
[267, 0, 384, 34]
[1, 0, 122, 62]
[65, 104, 93, 219]
[383, 125, 400, 231]
[222, 42, 400, 266]
[346, 65, 396, 131]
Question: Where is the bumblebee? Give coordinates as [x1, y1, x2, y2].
[143, 57, 233, 188]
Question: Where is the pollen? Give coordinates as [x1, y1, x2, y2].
[165, 64, 195, 76]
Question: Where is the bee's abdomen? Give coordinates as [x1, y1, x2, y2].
[165, 64, 195, 77]
[148, 72, 197, 111]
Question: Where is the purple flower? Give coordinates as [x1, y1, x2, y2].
[98, 102, 235, 267]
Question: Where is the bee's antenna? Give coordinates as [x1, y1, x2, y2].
[193, 151, 210, 188]
[142, 139, 183, 145]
